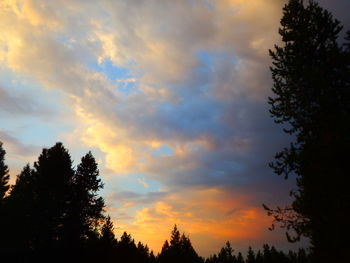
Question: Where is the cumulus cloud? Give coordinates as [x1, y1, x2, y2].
[1, 0, 348, 255]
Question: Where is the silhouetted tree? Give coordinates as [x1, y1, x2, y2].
[205, 254, 218, 263]
[75, 151, 105, 232]
[0, 142, 315, 262]
[170, 224, 181, 247]
[266, 1, 350, 262]
[32, 142, 75, 258]
[217, 241, 235, 263]
[180, 233, 203, 263]
[246, 247, 256, 263]
[206, 243, 311, 263]
[6, 164, 36, 259]
[261, 244, 289, 263]
[158, 225, 203, 263]
[255, 250, 263, 263]
[149, 250, 156, 263]
[2, 143, 109, 261]
[0, 143, 111, 261]
[64, 151, 105, 258]
[136, 241, 151, 263]
[0, 142, 10, 259]
[236, 252, 245, 263]
[161, 239, 170, 253]
[116, 232, 139, 262]
[101, 216, 117, 247]
[96, 215, 118, 262]
[0, 142, 9, 200]
[114, 231, 155, 263]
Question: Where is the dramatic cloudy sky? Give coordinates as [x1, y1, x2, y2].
[1, 0, 349, 256]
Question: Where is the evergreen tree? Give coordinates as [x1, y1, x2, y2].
[217, 241, 235, 263]
[97, 216, 118, 262]
[1, 143, 108, 261]
[246, 247, 255, 263]
[32, 142, 75, 257]
[100, 216, 117, 247]
[161, 239, 170, 253]
[75, 151, 105, 232]
[0, 142, 9, 200]
[116, 232, 138, 262]
[236, 252, 245, 263]
[158, 225, 202, 263]
[170, 224, 181, 247]
[179, 233, 202, 263]
[136, 241, 150, 263]
[266, 1, 350, 262]
[262, 244, 271, 263]
[65, 151, 105, 256]
[115, 231, 156, 263]
[205, 254, 218, 263]
[255, 250, 263, 263]
[149, 250, 156, 263]
[0, 142, 317, 262]
[7, 164, 36, 258]
[0, 142, 10, 259]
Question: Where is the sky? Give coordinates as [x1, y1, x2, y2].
[0, 0, 349, 257]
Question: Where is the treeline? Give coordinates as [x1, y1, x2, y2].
[0, 142, 309, 262]
[206, 243, 309, 263]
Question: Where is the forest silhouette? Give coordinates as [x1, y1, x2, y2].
[1, 0, 349, 262]
[0, 142, 310, 263]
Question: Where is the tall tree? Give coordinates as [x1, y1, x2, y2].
[266, 0, 350, 262]
[65, 151, 105, 253]
[0, 142, 9, 200]
[32, 142, 75, 257]
[75, 151, 105, 231]
[3, 143, 108, 260]
[0, 142, 10, 259]
[7, 164, 37, 259]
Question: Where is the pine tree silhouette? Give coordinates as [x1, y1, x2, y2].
[0, 142, 11, 260]
[0, 142, 9, 200]
[266, 1, 350, 261]
[159, 225, 203, 263]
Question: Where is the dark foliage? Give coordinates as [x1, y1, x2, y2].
[158, 225, 204, 263]
[0, 142, 312, 262]
[0, 142, 9, 200]
[67, 151, 105, 259]
[0, 142, 10, 259]
[7, 164, 37, 259]
[266, 0, 350, 262]
[206, 242, 310, 263]
[0, 142, 106, 261]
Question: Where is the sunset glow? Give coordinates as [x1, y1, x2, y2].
[1, 0, 349, 257]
